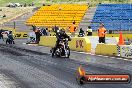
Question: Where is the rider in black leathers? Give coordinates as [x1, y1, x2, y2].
[52, 29, 71, 57]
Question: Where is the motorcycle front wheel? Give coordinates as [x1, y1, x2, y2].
[55, 48, 62, 57]
[65, 48, 70, 58]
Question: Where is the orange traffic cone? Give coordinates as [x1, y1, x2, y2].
[118, 31, 125, 45]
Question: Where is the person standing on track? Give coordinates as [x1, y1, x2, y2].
[35, 27, 42, 44]
[97, 23, 107, 43]
[6, 31, 15, 44]
[69, 21, 76, 37]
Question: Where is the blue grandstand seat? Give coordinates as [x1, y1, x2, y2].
[91, 4, 132, 30]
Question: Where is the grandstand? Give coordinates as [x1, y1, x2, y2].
[91, 4, 132, 31]
[26, 4, 88, 29]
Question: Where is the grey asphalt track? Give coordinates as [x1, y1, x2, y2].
[0, 39, 131, 88]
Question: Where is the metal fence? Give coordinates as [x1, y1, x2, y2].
[89, 22, 132, 34]
[1, 20, 132, 34]
[0, 20, 32, 31]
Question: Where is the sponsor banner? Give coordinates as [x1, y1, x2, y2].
[85, 74, 130, 83]
[15, 32, 28, 38]
[120, 45, 132, 58]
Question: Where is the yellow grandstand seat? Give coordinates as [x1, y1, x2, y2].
[26, 4, 88, 29]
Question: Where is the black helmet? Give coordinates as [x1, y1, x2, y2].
[60, 28, 65, 34]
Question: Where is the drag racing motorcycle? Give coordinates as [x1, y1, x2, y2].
[50, 38, 70, 58]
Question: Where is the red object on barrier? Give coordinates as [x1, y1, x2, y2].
[76, 40, 84, 48]
[118, 31, 125, 45]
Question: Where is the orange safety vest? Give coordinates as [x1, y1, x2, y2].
[70, 24, 76, 33]
[98, 27, 106, 37]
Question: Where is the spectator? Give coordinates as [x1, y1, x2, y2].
[78, 28, 85, 37]
[3, 14, 6, 18]
[69, 21, 76, 37]
[97, 23, 106, 43]
[0, 29, 4, 41]
[53, 25, 59, 33]
[24, 3, 27, 7]
[28, 4, 31, 6]
[32, 25, 36, 31]
[42, 28, 48, 36]
[6, 31, 15, 44]
[46, 28, 49, 36]
[86, 26, 92, 36]
[43, 4, 45, 6]
[20, 4, 23, 7]
[35, 27, 42, 43]
[0, 29, 3, 39]
[32, 2, 35, 6]
[27, 31, 36, 44]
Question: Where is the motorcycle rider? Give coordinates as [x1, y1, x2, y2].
[52, 28, 71, 57]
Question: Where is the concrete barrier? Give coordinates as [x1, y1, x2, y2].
[95, 44, 118, 56]
[39, 36, 91, 52]
[39, 36, 56, 47]
[95, 44, 104, 55]
[69, 37, 91, 52]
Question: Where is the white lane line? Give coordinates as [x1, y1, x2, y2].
[73, 51, 96, 56]
[74, 51, 132, 62]
[116, 58, 130, 61]
[110, 57, 115, 59]
[22, 43, 26, 44]
[97, 55, 103, 56]
[91, 54, 95, 55]
[130, 60, 132, 62]
[22, 43, 38, 46]
[110, 57, 132, 62]
[116, 58, 123, 60]
[103, 56, 109, 58]
[72, 51, 90, 55]
[123, 59, 130, 61]
[72, 51, 132, 62]
[28, 44, 38, 46]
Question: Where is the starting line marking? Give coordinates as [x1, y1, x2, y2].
[22, 43, 26, 44]
[75, 52, 132, 62]
[116, 58, 123, 60]
[123, 59, 130, 61]
[110, 57, 115, 59]
[103, 56, 109, 58]
[97, 55, 103, 56]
